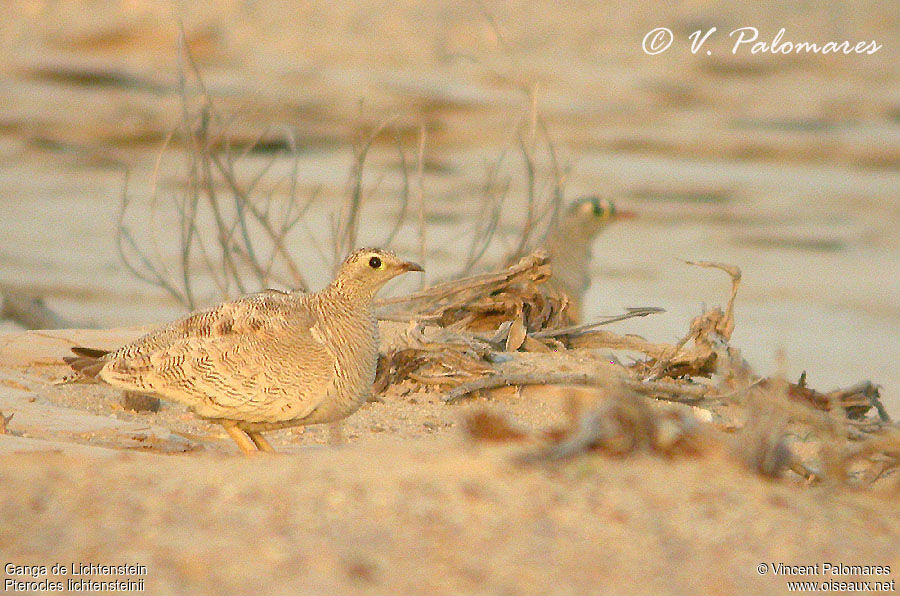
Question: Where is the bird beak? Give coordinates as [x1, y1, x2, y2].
[616, 209, 638, 220]
[401, 261, 424, 272]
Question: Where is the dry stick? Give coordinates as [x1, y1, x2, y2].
[375, 250, 547, 309]
[259, 187, 282, 286]
[228, 244, 283, 289]
[286, 184, 322, 236]
[455, 9, 556, 273]
[178, 67, 248, 298]
[535, 115, 567, 246]
[227, 166, 273, 288]
[177, 20, 211, 98]
[175, 25, 211, 308]
[183, 182, 228, 302]
[0, 288, 76, 329]
[475, 18, 544, 264]
[297, 189, 331, 272]
[335, 117, 397, 267]
[228, 125, 306, 287]
[177, 159, 200, 305]
[327, 211, 341, 270]
[335, 131, 369, 265]
[120, 23, 314, 305]
[147, 126, 178, 285]
[461, 100, 561, 274]
[644, 260, 742, 380]
[235, 157, 307, 289]
[569, 331, 682, 359]
[508, 127, 537, 262]
[684, 260, 741, 337]
[231, 127, 283, 289]
[379, 130, 411, 248]
[179, 21, 308, 293]
[415, 126, 427, 289]
[174, 51, 206, 306]
[279, 126, 301, 234]
[259, 162, 310, 288]
[179, 116, 203, 308]
[531, 307, 665, 339]
[508, 88, 540, 260]
[197, 111, 246, 299]
[484, 178, 511, 260]
[239, 126, 278, 194]
[442, 371, 710, 404]
[189, 86, 260, 297]
[113, 39, 203, 308]
[208, 150, 306, 288]
[0, 411, 13, 435]
[169, 112, 226, 304]
[462, 163, 492, 274]
[226, 168, 298, 292]
[261, 180, 283, 226]
[462, 153, 509, 275]
[116, 174, 187, 305]
[117, 223, 184, 304]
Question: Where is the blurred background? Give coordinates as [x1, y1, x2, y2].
[1, 1, 898, 408]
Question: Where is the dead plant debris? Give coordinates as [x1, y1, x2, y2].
[376, 254, 894, 486]
[0, 411, 14, 435]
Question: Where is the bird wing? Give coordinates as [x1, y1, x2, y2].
[98, 290, 337, 422]
[108, 289, 293, 361]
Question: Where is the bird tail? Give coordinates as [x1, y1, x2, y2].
[54, 346, 111, 384]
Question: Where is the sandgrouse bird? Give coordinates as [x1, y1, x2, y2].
[62, 248, 423, 454]
[542, 196, 624, 322]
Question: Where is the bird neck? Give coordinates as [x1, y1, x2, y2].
[545, 224, 598, 296]
[322, 278, 380, 308]
[547, 224, 596, 263]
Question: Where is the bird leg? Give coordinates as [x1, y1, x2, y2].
[221, 420, 257, 455]
[247, 431, 275, 453]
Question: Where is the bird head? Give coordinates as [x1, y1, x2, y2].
[333, 248, 423, 299]
[564, 196, 620, 238]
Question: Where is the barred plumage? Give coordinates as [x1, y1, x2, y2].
[61, 248, 423, 454]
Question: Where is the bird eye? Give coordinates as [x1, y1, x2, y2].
[593, 198, 615, 218]
[369, 256, 382, 269]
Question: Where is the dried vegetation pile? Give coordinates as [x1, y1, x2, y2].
[377, 252, 896, 489]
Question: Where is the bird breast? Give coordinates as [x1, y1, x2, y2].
[307, 299, 379, 423]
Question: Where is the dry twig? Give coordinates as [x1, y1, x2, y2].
[0, 287, 79, 329]
[117, 27, 416, 311]
[0, 411, 13, 435]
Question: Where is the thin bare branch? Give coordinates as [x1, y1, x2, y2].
[442, 370, 710, 404]
[531, 307, 666, 339]
[381, 131, 411, 248]
[335, 116, 398, 267]
[415, 126, 427, 288]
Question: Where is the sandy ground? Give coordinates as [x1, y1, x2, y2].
[1, 327, 899, 595]
[1, 1, 900, 593]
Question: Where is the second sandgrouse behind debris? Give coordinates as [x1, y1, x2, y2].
[62, 248, 423, 454]
[543, 196, 623, 321]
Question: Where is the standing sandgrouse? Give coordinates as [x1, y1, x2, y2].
[62, 248, 423, 454]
